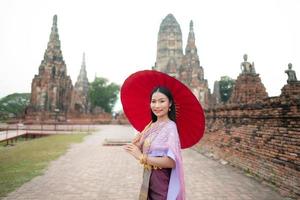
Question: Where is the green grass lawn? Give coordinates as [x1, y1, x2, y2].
[0, 134, 86, 198]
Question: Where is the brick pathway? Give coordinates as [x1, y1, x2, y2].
[3, 125, 287, 200]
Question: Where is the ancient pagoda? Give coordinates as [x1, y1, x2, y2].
[154, 14, 183, 77]
[28, 15, 73, 117]
[179, 21, 210, 108]
[154, 14, 210, 108]
[70, 53, 90, 114]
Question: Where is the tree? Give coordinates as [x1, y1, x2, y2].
[88, 77, 120, 113]
[219, 76, 235, 103]
[0, 93, 30, 120]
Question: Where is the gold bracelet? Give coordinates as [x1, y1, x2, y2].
[138, 154, 162, 170]
[139, 154, 144, 164]
[141, 155, 162, 170]
[139, 154, 147, 165]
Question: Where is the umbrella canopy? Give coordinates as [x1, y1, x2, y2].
[121, 70, 205, 149]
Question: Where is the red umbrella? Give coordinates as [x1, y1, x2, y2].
[121, 70, 205, 149]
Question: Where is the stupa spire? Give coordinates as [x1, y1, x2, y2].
[185, 20, 197, 55]
[48, 15, 61, 49]
[76, 53, 88, 84]
[71, 53, 90, 113]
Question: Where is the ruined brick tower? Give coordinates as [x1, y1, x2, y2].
[229, 54, 268, 104]
[154, 14, 210, 108]
[70, 53, 90, 114]
[154, 14, 183, 77]
[179, 21, 210, 108]
[28, 15, 73, 114]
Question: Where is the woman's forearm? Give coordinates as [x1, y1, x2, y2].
[146, 156, 175, 169]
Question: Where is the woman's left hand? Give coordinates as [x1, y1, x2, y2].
[123, 143, 142, 160]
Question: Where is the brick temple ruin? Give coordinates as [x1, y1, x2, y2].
[197, 59, 300, 198]
[70, 53, 90, 114]
[154, 14, 210, 109]
[25, 15, 111, 124]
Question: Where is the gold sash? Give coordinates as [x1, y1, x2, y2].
[139, 168, 152, 200]
[138, 121, 153, 200]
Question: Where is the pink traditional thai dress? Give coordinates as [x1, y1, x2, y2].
[139, 120, 185, 200]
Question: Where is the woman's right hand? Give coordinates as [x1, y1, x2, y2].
[132, 133, 142, 144]
[123, 143, 142, 161]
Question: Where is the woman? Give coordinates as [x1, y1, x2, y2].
[121, 70, 205, 199]
[124, 86, 185, 200]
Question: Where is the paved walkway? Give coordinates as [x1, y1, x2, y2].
[3, 125, 286, 200]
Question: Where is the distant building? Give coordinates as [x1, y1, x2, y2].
[70, 53, 90, 114]
[26, 15, 91, 121]
[28, 15, 73, 114]
[154, 14, 210, 108]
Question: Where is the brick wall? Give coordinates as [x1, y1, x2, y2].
[196, 83, 300, 198]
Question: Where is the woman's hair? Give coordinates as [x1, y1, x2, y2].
[150, 86, 176, 122]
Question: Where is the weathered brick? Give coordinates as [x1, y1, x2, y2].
[196, 82, 300, 199]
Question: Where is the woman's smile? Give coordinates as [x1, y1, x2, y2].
[150, 91, 171, 120]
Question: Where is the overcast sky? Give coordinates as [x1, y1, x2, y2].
[0, 0, 299, 107]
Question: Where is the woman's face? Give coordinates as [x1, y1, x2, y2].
[150, 91, 171, 119]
